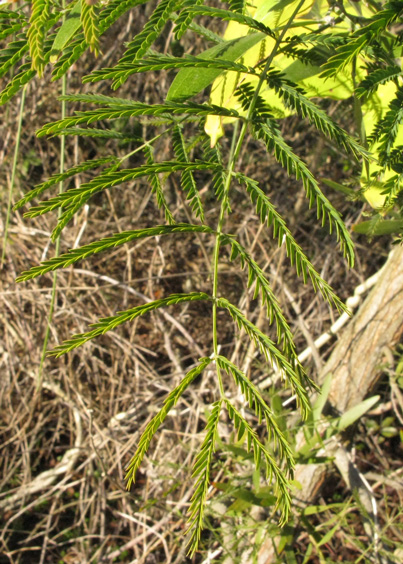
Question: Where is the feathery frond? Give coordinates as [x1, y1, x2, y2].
[36, 102, 242, 137]
[17, 224, 214, 282]
[355, 65, 402, 99]
[252, 119, 355, 266]
[216, 356, 293, 460]
[265, 71, 369, 161]
[27, 0, 50, 76]
[220, 236, 298, 357]
[144, 144, 176, 225]
[24, 161, 222, 217]
[186, 399, 222, 555]
[14, 156, 118, 210]
[178, 6, 274, 38]
[84, 53, 258, 86]
[172, 125, 205, 221]
[125, 357, 213, 489]
[80, 1, 100, 56]
[224, 399, 292, 525]
[216, 298, 311, 417]
[48, 292, 212, 357]
[234, 174, 348, 313]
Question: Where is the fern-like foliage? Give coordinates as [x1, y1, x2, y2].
[14, 0, 386, 554]
[186, 399, 222, 554]
[27, 0, 50, 76]
[234, 173, 348, 312]
[355, 65, 402, 99]
[224, 399, 292, 525]
[14, 156, 118, 210]
[49, 292, 211, 357]
[265, 71, 369, 160]
[125, 357, 212, 488]
[80, 1, 100, 56]
[172, 125, 205, 220]
[17, 224, 213, 282]
[216, 356, 293, 459]
[23, 161, 221, 218]
[216, 298, 311, 417]
[250, 116, 355, 266]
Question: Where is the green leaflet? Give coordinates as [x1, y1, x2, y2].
[16, 224, 215, 281]
[48, 292, 212, 356]
[125, 357, 213, 491]
[167, 32, 266, 102]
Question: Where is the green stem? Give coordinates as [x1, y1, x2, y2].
[1, 86, 26, 268]
[37, 57, 67, 391]
[210, 0, 305, 395]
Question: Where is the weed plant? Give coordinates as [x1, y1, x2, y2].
[3, 0, 403, 555]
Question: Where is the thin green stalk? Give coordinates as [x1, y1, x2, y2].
[1, 86, 27, 268]
[210, 0, 306, 391]
[37, 55, 67, 391]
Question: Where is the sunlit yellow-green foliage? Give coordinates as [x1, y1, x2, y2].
[205, 0, 403, 211]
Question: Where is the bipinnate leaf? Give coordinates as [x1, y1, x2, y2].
[186, 399, 222, 554]
[216, 298, 311, 417]
[224, 400, 292, 525]
[14, 156, 118, 210]
[48, 292, 212, 357]
[16, 224, 214, 282]
[143, 145, 176, 225]
[216, 356, 293, 461]
[234, 174, 348, 313]
[125, 357, 212, 489]
[23, 161, 222, 217]
[252, 119, 355, 266]
[172, 126, 205, 221]
[80, 0, 100, 56]
[27, 0, 50, 76]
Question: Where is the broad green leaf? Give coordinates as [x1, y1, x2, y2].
[50, 0, 82, 63]
[321, 178, 355, 197]
[337, 395, 380, 431]
[353, 219, 403, 236]
[166, 32, 266, 103]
